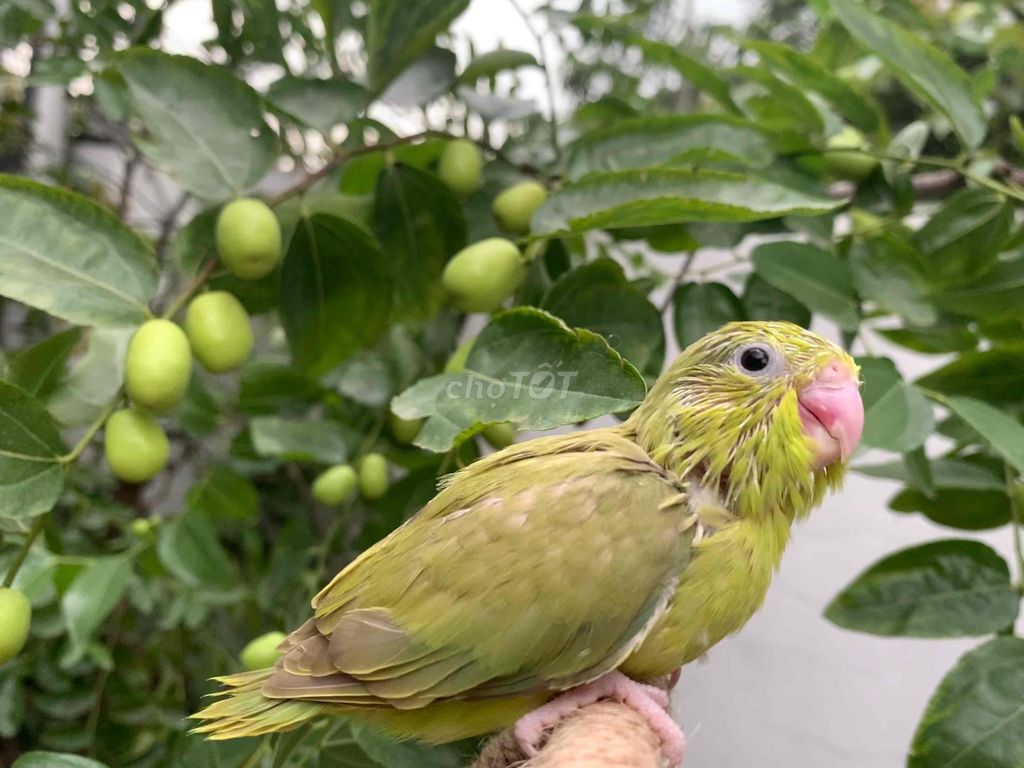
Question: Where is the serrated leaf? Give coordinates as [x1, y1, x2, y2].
[533, 169, 841, 236]
[5, 328, 82, 398]
[0, 382, 65, 522]
[187, 466, 259, 521]
[672, 282, 746, 349]
[47, 327, 132, 427]
[935, 258, 1024, 319]
[280, 214, 392, 376]
[752, 241, 859, 330]
[249, 417, 354, 464]
[0, 175, 156, 326]
[541, 258, 665, 379]
[391, 308, 647, 452]
[741, 274, 811, 327]
[744, 38, 882, 133]
[568, 115, 774, 179]
[266, 76, 367, 135]
[61, 556, 131, 665]
[372, 164, 465, 322]
[117, 49, 276, 202]
[857, 357, 933, 452]
[825, 540, 1019, 637]
[156, 509, 237, 590]
[917, 347, 1024, 404]
[891, 487, 1010, 531]
[943, 397, 1024, 475]
[909, 638, 1024, 768]
[826, 0, 986, 148]
[848, 235, 935, 325]
[365, 0, 469, 93]
[458, 49, 538, 83]
[913, 188, 1012, 283]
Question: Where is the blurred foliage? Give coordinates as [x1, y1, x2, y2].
[1, 0, 1023, 766]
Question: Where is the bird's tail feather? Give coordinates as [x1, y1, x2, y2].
[190, 669, 323, 739]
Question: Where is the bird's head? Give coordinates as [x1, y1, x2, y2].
[628, 321, 863, 520]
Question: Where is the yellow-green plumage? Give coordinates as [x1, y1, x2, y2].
[192, 321, 857, 743]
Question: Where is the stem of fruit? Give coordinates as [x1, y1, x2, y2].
[2, 515, 45, 588]
[1005, 464, 1024, 596]
[60, 393, 122, 465]
[162, 257, 219, 320]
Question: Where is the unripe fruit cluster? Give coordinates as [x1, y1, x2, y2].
[311, 453, 390, 507]
[106, 196, 279, 484]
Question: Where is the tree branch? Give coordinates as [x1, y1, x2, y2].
[473, 701, 665, 768]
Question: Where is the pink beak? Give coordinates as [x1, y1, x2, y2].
[797, 358, 864, 469]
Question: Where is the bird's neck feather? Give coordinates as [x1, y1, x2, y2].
[622, 387, 845, 521]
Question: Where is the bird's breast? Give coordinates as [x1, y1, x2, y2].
[620, 508, 792, 679]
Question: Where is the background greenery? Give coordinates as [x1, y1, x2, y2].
[1, 0, 1023, 766]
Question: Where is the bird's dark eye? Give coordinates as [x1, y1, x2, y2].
[739, 346, 771, 373]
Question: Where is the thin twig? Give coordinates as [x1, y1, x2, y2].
[117, 148, 141, 219]
[154, 192, 191, 261]
[507, 0, 562, 164]
[161, 258, 219, 320]
[2, 515, 45, 588]
[659, 251, 697, 313]
[60, 393, 123, 465]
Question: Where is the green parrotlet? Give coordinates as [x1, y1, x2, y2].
[193, 321, 864, 766]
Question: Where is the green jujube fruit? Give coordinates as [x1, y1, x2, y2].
[105, 408, 170, 483]
[442, 238, 525, 313]
[482, 422, 518, 450]
[492, 181, 547, 233]
[185, 291, 254, 373]
[0, 587, 31, 665]
[437, 139, 483, 197]
[824, 127, 878, 181]
[124, 319, 192, 412]
[312, 464, 358, 507]
[240, 631, 287, 670]
[389, 410, 424, 445]
[216, 198, 283, 280]
[359, 453, 389, 500]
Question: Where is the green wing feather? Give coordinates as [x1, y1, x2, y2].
[194, 428, 694, 738]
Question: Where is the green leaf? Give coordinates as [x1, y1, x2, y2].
[365, 0, 469, 93]
[533, 169, 841, 237]
[743, 38, 882, 133]
[891, 487, 1010, 531]
[0, 175, 156, 326]
[13, 753, 110, 768]
[458, 49, 538, 83]
[917, 347, 1024, 405]
[848, 235, 935, 326]
[266, 76, 367, 136]
[47, 328, 132, 426]
[117, 49, 276, 202]
[944, 397, 1024, 475]
[280, 214, 392, 376]
[541, 258, 665, 379]
[187, 466, 259, 521]
[372, 164, 466, 322]
[909, 637, 1024, 768]
[826, 540, 1019, 637]
[741, 274, 811, 327]
[156, 509, 238, 590]
[391, 307, 647, 452]
[935, 258, 1024, 319]
[61, 556, 131, 664]
[673, 282, 746, 349]
[237, 364, 322, 415]
[382, 47, 457, 107]
[0, 381, 65, 522]
[249, 417, 353, 464]
[857, 457, 1004, 492]
[752, 242, 859, 330]
[351, 724, 463, 768]
[826, 0, 986, 148]
[5, 328, 82, 398]
[857, 357, 934, 452]
[568, 115, 774, 179]
[913, 188, 1012, 283]
[733, 64, 825, 136]
[877, 324, 977, 355]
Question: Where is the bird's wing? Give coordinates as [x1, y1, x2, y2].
[263, 429, 694, 709]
